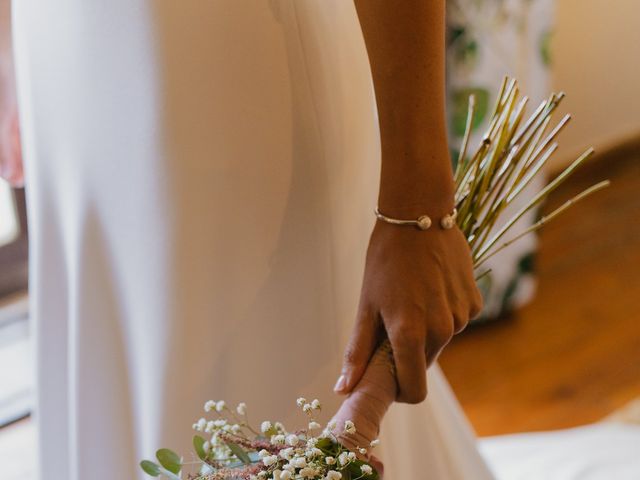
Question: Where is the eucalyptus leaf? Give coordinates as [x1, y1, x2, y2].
[225, 441, 252, 465]
[193, 435, 207, 461]
[156, 448, 182, 475]
[140, 460, 162, 477]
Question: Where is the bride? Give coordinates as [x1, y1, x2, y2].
[1, 0, 493, 478]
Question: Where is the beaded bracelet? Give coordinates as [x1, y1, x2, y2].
[374, 207, 458, 231]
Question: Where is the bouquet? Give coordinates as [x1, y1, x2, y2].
[141, 76, 607, 480]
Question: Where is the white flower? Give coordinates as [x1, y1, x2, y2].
[326, 471, 342, 480]
[285, 434, 299, 446]
[343, 420, 356, 435]
[272, 470, 283, 480]
[194, 418, 207, 431]
[369, 439, 380, 448]
[358, 447, 367, 455]
[290, 456, 307, 468]
[302, 404, 313, 413]
[296, 397, 307, 407]
[338, 452, 349, 466]
[279, 447, 294, 460]
[308, 421, 321, 430]
[204, 400, 216, 412]
[205, 421, 215, 433]
[203, 441, 211, 454]
[279, 471, 292, 480]
[231, 424, 241, 434]
[213, 419, 226, 428]
[258, 449, 270, 459]
[271, 434, 286, 445]
[311, 399, 321, 410]
[347, 452, 356, 461]
[306, 438, 318, 448]
[263, 455, 279, 467]
[283, 463, 296, 472]
[305, 447, 322, 458]
[236, 402, 247, 415]
[215, 400, 226, 412]
[361, 464, 373, 476]
[325, 456, 336, 465]
[261, 421, 273, 433]
[299, 467, 317, 478]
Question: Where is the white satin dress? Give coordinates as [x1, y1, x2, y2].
[12, 1, 494, 479]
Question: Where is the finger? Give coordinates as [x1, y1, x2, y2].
[469, 285, 484, 320]
[453, 308, 469, 334]
[425, 297, 454, 366]
[387, 312, 427, 404]
[335, 304, 379, 395]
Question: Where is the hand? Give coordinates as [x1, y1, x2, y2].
[335, 219, 483, 404]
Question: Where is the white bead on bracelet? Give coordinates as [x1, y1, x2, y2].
[374, 207, 458, 231]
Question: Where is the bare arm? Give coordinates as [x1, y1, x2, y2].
[0, 0, 23, 186]
[335, 1, 482, 404]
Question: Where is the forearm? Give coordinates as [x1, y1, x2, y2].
[354, 0, 454, 216]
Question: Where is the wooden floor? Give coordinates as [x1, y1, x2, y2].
[440, 137, 640, 436]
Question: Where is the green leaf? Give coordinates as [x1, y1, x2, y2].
[140, 460, 162, 477]
[193, 435, 207, 461]
[156, 448, 182, 475]
[225, 441, 252, 465]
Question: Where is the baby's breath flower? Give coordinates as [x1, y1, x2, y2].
[213, 419, 226, 428]
[279, 471, 292, 480]
[283, 463, 295, 472]
[279, 447, 294, 460]
[326, 471, 342, 480]
[311, 399, 321, 410]
[358, 447, 367, 455]
[258, 449, 270, 459]
[338, 452, 349, 466]
[296, 397, 307, 407]
[272, 470, 283, 480]
[306, 447, 323, 458]
[236, 402, 247, 415]
[215, 400, 226, 412]
[204, 400, 216, 412]
[299, 467, 317, 478]
[205, 420, 215, 433]
[231, 424, 241, 434]
[271, 434, 285, 445]
[290, 456, 307, 469]
[361, 464, 373, 476]
[285, 434, 299, 447]
[261, 421, 273, 433]
[343, 420, 356, 435]
[194, 418, 207, 431]
[325, 456, 336, 465]
[263, 455, 279, 467]
[308, 421, 321, 430]
[302, 404, 313, 413]
[369, 439, 380, 448]
[306, 438, 318, 448]
[347, 452, 356, 462]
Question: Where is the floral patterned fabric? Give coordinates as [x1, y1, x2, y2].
[445, 0, 555, 320]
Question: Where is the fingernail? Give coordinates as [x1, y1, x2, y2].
[333, 374, 347, 393]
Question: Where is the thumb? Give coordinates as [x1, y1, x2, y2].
[334, 306, 378, 395]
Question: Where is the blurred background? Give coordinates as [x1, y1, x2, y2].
[1, 0, 639, 478]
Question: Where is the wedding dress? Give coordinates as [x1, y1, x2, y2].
[12, 1, 494, 479]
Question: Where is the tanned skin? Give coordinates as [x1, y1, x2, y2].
[335, 1, 482, 404]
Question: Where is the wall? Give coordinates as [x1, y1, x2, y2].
[551, 0, 640, 169]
